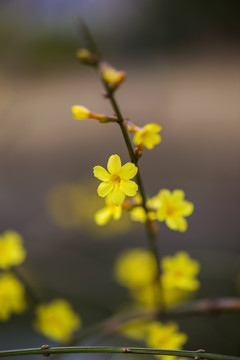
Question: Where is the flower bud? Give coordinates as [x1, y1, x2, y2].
[100, 62, 126, 91]
[72, 105, 117, 123]
[72, 105, 91, 120]
[134, 145, 143, 160]
[76, 48, 99, 66]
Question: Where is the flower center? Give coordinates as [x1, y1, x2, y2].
[111, 174, 121, 184]
[166, 204, 175, 215]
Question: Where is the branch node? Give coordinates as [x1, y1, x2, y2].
[194, 349, 206, 359]
[123, 347, 131, 353]
[41, 345, 51, 357]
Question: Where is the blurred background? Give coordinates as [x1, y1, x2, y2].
[0, 0, 240, 356]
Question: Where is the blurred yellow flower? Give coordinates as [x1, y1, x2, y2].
[94, 195, 122, 225]
[114, 248, 157, 288]
[147, 321, 188, 360]
[34, 299, 81, 342]
[133, 123, 162, 150]
[120, 318, 151, 340]
[162, 252, 200, 291]
[72, 105, 91, 120]
[0, 272, 26, 321]
[156, 189, 194, 232]
[0, 230, 26, 269]
[100, 63, 126, 90]
[94, 154, 138, 206]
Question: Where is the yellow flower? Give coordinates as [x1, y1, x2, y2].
[94, 195, 122, 225]
[133, 123, 162, 150]
[100, 62, 126, 90]
[156, 189, 194, 232]
[162, 252, 200, 291]
[34, 299, 81, 342]
[0, 272, 26, 321]
[94, 154, 138, 206]
[0, 230, 26, 269]
[147, 321, 188, 360]
[114, 248, 157, 288]
[72, 105, 91, 120]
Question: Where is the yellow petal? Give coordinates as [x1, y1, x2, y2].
[130, 207, 146, 223]
[93, 166, 110, 181]
[94, 207, 113, 225]
[180, 201, 194, 216]
[72, 105, 90, 119]
[166, 217, 187, 232]
[158, 189, 171, 198]
[144, 135, 161, 149]
[110, 186, 125, 205]
[112, 206, 122, 220]
[120, 180, 138, 197]
[172, 189, 185, 201]
[107, 154, 121, 174]
[144, 123, 162, 132]
[97, 182, 113, 197]
[119, 163, 138, 180]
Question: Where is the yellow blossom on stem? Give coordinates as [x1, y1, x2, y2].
[72, 105, 117, 123]
[133, 123, 162, 150]
[100, 63, 126, 90]
[156, 189, 194, 232]
[72, 105, 91, 119]
[94, 195, 122, 226]
[147, 321, 188, 360]
[162, 251, 200, 291]
[114, 248, 157, 288]
[0, 230, 26, 269]
[0, 272, 26, 321]
[93, 154, 138, 206]
[34, 299, 81, 342]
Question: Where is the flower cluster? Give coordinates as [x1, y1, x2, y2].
[94, 187, 194, 231]
[115, 248, 200, 308]
[0, 229, 81, 342]
[0, 230, 27, 321]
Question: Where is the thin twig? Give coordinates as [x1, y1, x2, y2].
[0, 346, 239, 360]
